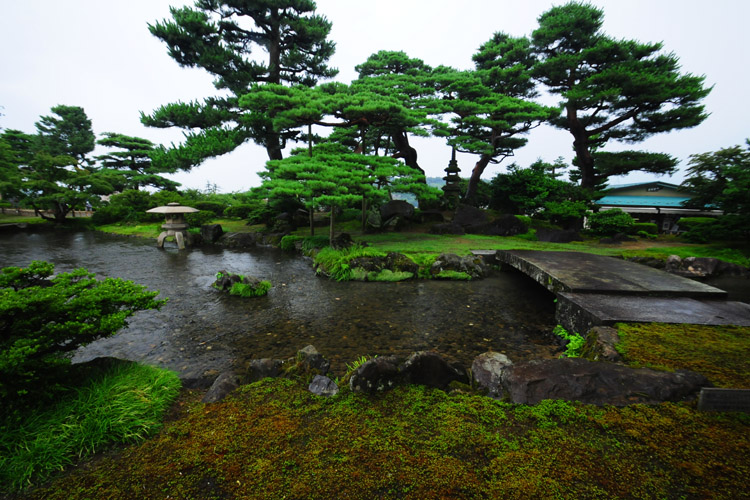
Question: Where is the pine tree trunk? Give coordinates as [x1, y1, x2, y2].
[329, 206, 336, 245]
[464, 154, 492, 205]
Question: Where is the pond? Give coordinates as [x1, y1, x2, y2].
[0, 229, 561, 383]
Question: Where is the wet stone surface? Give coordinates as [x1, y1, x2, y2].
[0, 230, 560, 380]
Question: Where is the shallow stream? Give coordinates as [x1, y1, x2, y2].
[0, 230, 561, 382]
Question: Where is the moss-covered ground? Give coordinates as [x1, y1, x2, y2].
[15, 378, 749, 500]
[616, 323, 750, 388]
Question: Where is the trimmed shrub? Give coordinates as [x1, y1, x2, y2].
[631, 222, 658, 235]
[195, 201, 225, 216]
[224, 203, 259, 219]
[185, 210, 214, 227]
[587, 208, 634, 236]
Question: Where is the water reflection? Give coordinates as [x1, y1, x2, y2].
[0, 230, 559, 381]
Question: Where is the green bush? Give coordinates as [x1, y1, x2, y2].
[587, 208, 634, 236]
[0, 261, 166, 402]
[224, 203, 260, 219]
[680, 215, 748, 243]
[636, 230, 657, 240]
[185, 210, 214, 227]
[195, 201, 226, 216]
[631, 222, 658, 235]
[314, 245, 388, 281]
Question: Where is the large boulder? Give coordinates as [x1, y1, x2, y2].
[452, 205, 487, 232]
[400, 351, 468, 390]
[349, 356, 402, 393]
[429, 253, 488, 279]
[201, 224, 224, 243]
[380, 200, 415, 222]
[218, 232, 259, 248]
[471, 352, 513, 397]
[500, 358, 709, 406]
[475, 214, 528, 236]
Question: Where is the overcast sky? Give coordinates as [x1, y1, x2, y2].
[1, 1, 748, 193]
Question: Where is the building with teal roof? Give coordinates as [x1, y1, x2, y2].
[595, 181, 720, 233]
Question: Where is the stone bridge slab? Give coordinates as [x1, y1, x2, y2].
[496, 250, 727, 298]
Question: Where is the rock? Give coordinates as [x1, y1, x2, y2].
[245, 358, 284, 382]
[452, 204, 487, 231]
[474, 214, 528, 236]
[683, 257, 719, 277]
[400, 351, 468, 390]
[536, 228, 583, 243]
[296, 345, 330, 375]
[385, 252, 419, 275]
[331, 232, 355, 249]
[202, 371, 241, 403]
[429, 253, 488, 279]
[218, 232, 259, 248]
[471, 352, 513, 397]
[429, 222, 465, 235]
[366, 209, 383, 231]
[349, 356, 402, 393]
[379, 200, 415, 222]
[419, 210, 445, 223]
[665, 254, 683, 272]
[201, 224, 224, 243]
[580, 326, 622, 362]
[382, 215, 409, 232]
[308, 375, 339, 397]
[500, 358, 709, 406]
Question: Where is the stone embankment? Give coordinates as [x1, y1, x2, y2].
[198, 344, 709, 408]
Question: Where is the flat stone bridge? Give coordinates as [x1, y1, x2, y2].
[480, 250, 750, 333]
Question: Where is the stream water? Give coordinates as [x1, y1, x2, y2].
[0, 229, 560, 382]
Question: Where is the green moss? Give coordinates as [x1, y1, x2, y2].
[229, 280, 271, 297]
[21, 379, 749, 499]
[615, 322, 750, 388]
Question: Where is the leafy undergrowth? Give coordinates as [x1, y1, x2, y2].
[0, 360, 181, 493]
[17, 379, 749, 499]
[616, 323, 750, 388]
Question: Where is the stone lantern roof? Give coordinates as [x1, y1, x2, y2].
[145, 202, 199, 215]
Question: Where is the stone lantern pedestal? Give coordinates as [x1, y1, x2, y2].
[146, 203, 199, 250]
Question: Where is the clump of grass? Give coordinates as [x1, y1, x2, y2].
[0, 361, 180, 493]
[229, 280, 272, 297]
[615, 322, 750, 388]
[434, 270, 472, 280]
[314, 245, 387, 281]
[553, 325, 585, 358]
[367, 269, 413, 282]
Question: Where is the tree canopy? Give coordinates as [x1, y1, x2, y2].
[143, 0, 337, 172]
[681, 140, 750, 216]
[531, 2, 711, 189]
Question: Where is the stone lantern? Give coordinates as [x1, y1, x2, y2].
[146, 202, 199, 250]
[442, 147, 462, 209]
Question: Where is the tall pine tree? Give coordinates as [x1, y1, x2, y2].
[143, 0, 337, 174]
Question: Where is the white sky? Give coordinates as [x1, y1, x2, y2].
[1, 0, 748, 192]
